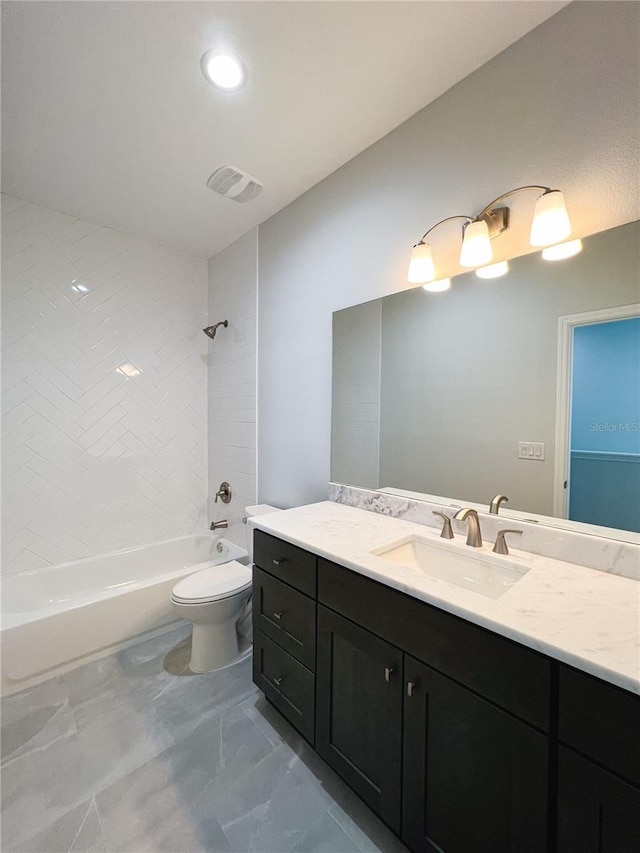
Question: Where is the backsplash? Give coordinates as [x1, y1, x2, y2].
[329, 483, 640, 581]
[1, 194, 208, 576]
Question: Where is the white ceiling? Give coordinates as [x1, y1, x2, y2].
[1, 1, 567, 259]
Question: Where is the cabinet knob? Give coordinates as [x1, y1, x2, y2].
[384, 667, 394, 683]
[273, 676, 283, 687]
[273, 611, 283, 621]
[407, 681, 416, 697]
[272, 558, 285, 566]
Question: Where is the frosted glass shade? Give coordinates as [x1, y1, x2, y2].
[408, 242, 435, 283]
[530, 190, 571, 247]
[476, 260, 509, 279]
[542, 238, 583, 261]
[460, 220, 492, 267]
[423, 278, 451, 293]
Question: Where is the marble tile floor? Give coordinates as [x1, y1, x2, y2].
[1, 624, 408, 853]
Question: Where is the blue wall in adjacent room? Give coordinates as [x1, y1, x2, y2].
[571, 317, 640, 454]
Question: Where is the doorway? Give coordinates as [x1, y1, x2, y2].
[554, 306, 640, 532]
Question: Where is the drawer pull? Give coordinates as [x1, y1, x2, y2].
[273, 676, 283, 687]
[384, 667, 394, 683]
[407, 681, 416, 697]
[273, 611, 283, 621]
[272, 558, 286, 566]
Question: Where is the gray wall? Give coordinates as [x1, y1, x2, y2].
[377, 221, 640, 515]
[253, 1, 640, 507]
[332, 300, 381, 489]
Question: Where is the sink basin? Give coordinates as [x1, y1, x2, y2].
[371, 535, 530, 599]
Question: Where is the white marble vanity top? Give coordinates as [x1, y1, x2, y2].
[250, 501, 640, 695]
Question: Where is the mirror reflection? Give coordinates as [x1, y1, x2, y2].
[331, 220, 640, 537]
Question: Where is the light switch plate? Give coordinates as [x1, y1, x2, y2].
[518, 441, 545, 461]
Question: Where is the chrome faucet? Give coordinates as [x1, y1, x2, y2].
[210, 519, 228, 530]
[454, 508, 482, 547]
[489, 494, 509, 514]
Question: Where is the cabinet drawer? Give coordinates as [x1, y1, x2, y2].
[253, 628, 315, 744]
[319, 558, 551, 731]
[559, 665, 640, 786]
[253, 567, 316, 670]
[254, 531, 317, 597]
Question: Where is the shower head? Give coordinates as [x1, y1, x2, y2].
[203, 320, 229, 339]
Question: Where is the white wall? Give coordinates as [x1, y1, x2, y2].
[1, 194, 208, 576]
[256, 1, 640, 508]
[207, 229, 258, 547]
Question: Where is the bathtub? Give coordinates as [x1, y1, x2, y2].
[0, 533, 248, 696]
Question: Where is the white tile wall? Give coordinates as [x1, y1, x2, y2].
[1, 194, 208, 576]
[331, 300, 381, 489]
[207, 229, 258, 548]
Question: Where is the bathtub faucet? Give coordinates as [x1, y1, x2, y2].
[210, 520, 228, 530]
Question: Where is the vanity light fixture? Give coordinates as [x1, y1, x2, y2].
[408, 215, 473, 285]
[408, 185, 573, 285]
[422, 278, 451, 293]
[460, 219, 493, 268]
[542, 238, 583, 261]
[476, 260, 509, 279]
[201, 51, 246, 91]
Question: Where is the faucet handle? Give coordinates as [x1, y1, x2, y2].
[493, 529, 522, 555]
[432, 511, 454, 539]
[490, 494, 509, 514]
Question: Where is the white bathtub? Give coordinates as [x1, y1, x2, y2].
[0, 534, 248, 695]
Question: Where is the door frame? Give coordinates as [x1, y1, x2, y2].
[553, 303, 640, 518]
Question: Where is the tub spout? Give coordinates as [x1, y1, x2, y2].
[210, 520, 228, 530]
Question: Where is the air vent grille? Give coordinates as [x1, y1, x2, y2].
[207, 166, 263, 203]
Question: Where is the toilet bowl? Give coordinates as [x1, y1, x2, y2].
[171, 504, 280, 673]
[171, 561, 252, 673]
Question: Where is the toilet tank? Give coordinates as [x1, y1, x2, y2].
[244, 505, 281, 563]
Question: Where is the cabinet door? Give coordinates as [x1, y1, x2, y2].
[316, 606, 403, 831]
[403, 655, 548, 853]
[558, 746, 640, 853]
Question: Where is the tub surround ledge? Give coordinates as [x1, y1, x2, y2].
[250, 501, 640, 695]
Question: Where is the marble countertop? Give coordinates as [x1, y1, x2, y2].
[250, 501, 640, 695]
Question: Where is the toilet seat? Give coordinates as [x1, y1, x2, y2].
[171, 560, 252, 604]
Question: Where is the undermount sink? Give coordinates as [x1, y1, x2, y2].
[371, 535, 530, 599]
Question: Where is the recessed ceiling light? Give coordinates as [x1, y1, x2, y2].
[201, 51, 246, 91]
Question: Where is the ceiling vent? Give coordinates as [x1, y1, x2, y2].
[206, 166, 263, 203]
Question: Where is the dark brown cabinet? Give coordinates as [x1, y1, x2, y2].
[557, 746, 640, 853]
[403, 655, 548, 853]
[316, 606, 403, 831]
[251, 531, 640, 853]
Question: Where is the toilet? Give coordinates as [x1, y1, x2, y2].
[171, 504, 280, 673]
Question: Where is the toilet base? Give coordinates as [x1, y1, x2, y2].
[189, 621, 247, 673]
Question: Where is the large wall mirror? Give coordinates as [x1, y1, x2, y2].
[331, 220, 639, 541]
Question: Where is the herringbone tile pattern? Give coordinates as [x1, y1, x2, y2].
[1, 194, 208, 576]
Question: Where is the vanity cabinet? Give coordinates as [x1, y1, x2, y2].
[316, 606, 403, 830]
[251, 530, 640, 853]
[403, 655, 548, 853]
[556, 665, 640, 852]
[252, 531, 317, 743]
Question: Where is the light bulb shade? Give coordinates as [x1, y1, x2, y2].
[459, 219, 492, 267]
[542, 238, 583, 261]
[476, 260, 509, 279]
[530, 190, 571, 247]
[422, 278, 451, 293]
[408, 242, 435, 283]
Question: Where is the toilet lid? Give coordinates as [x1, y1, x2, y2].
[171, 560, 252, 603]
